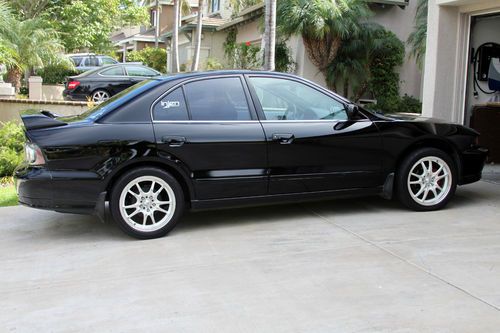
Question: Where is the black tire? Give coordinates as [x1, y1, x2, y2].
[395, 147, 457, 211]
[90, 89, 111, 102]
[110, 167, 185, 239]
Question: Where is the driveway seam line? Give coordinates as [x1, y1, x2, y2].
[307, 207, 500, 313]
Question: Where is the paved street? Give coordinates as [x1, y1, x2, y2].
[1, 181, 500, 332]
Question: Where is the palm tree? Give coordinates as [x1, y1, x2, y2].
[277, 0, 371, 90]
[407, 0, 428, 69]
[191, 0, 205, 71]
[263, 0, 276, 71]
[0, 1, 65, 90]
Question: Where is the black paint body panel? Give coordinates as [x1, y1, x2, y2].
[15, 71, 488, 215]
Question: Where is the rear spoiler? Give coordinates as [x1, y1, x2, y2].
[20, 109, 67, 131]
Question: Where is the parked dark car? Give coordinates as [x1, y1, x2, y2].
[63, 64, 161, 102]
[16, 71, 488, 239]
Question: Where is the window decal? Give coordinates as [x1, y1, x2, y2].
[161, 100, 180, 109]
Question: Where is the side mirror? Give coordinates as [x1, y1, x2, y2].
[346, 104, 359, 119]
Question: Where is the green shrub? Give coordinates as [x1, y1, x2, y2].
[275, 40, 296, 73]
[204, 57, 225, 70]
[126, 47, 167, 73]
[36, 63, 79, 85]
[398, 94, 422, 114]
[0, 121, 25, 177]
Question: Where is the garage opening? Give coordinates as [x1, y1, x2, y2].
[465, 13, 500, 164]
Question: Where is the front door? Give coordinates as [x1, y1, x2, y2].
[152, 76, 267, 200]
[246, 75, 383, 194]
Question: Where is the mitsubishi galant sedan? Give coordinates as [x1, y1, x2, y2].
[16, 71, 488, 239]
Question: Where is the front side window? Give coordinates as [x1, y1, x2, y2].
[153, 87, 189, 121]
[249, 77, 347, 121]
[100, 67, 124, 76]
[183, 77, 251, 121]
[101, 56, 117, 65]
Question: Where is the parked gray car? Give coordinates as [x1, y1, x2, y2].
[68, 53, 118, 72]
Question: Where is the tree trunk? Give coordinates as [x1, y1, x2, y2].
[302, 34, 341, 90]
[6, 67, 22, 92]
[343, 78, 349, 99]
[191, 0, 204, 71]
[263, 0, 276, 71]
[171, 0, 180, 73]
[154, 0, 160, 48]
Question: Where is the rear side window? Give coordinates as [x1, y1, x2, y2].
[84, 57, 99, 67]
[153, 87, 189, 121]
[183, 77, 251, 121]
[100, 67, 124, 76]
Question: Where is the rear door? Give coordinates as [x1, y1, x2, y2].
[246, 75, 383, 194]
[152, 75, 268, 200]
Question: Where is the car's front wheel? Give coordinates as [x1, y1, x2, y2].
[110, 168, 185, 239]
[396, 148, 457, 211]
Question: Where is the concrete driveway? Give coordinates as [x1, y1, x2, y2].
[1, 181, 500, 332]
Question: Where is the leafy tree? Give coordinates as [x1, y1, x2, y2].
[407, 0, 428, 68]
[44, 0, 148, 53]
[277, 0, 371, 90]
[3, 0, 51, 19]
[0, 1, 66, 90]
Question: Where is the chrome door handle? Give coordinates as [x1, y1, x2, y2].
[272, 133, 295, 144]
[162, 136, 186, 147]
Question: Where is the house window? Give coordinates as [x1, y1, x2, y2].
[150, 9, 157, 27]
[210, 0, 220, 13]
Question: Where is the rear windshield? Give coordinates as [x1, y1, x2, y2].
[60, 80, 162, 122]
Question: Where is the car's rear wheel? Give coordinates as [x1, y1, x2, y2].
[396, 148, 457, 211]
[91, 89, 110, 103]
[110, 168, 184, 239]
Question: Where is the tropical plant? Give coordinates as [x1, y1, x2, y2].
[275, 39, 296, 73]
[277, 0, 371, 90]
[407, 0, 428, 68]
[0, 1, 66, 90]
[0, 121, 24, 178]
[263, 0, 276, 71]
[192, 0, 205, 71]
[327, 24, 404, 102]
[127, 47, 168, 73]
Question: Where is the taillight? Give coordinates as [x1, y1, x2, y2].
[24, 143, 46, 165]
[67, 81, 80, 90]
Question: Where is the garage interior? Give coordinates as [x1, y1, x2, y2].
[466, 12, 500, 164]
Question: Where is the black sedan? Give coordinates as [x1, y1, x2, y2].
[16, 71, 488, 239]
[63, 63, 161, 102]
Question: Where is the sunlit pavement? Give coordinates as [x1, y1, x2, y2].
[1, 181, 500, 332]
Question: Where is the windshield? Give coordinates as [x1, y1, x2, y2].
[59, 79, 161, 122]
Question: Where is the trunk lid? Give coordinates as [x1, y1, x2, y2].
[20, 109, 67, 131]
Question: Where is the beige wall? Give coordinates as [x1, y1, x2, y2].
[422, 0, 500, 123]
[0, 100, 87, 123]
[41, 85, 65, 101]
[371, 4, 423, 99]
[235, 20, 262, 44]
[465, 14, 500, 125]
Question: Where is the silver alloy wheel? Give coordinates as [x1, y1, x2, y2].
[92, 90, 110, 103]
[407, 156, 452, 206]
[119, 175, 176, 232]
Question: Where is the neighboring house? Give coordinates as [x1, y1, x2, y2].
[112, 0, 199, 61]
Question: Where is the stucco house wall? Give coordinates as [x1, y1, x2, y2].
[422, 0, 500, 123]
